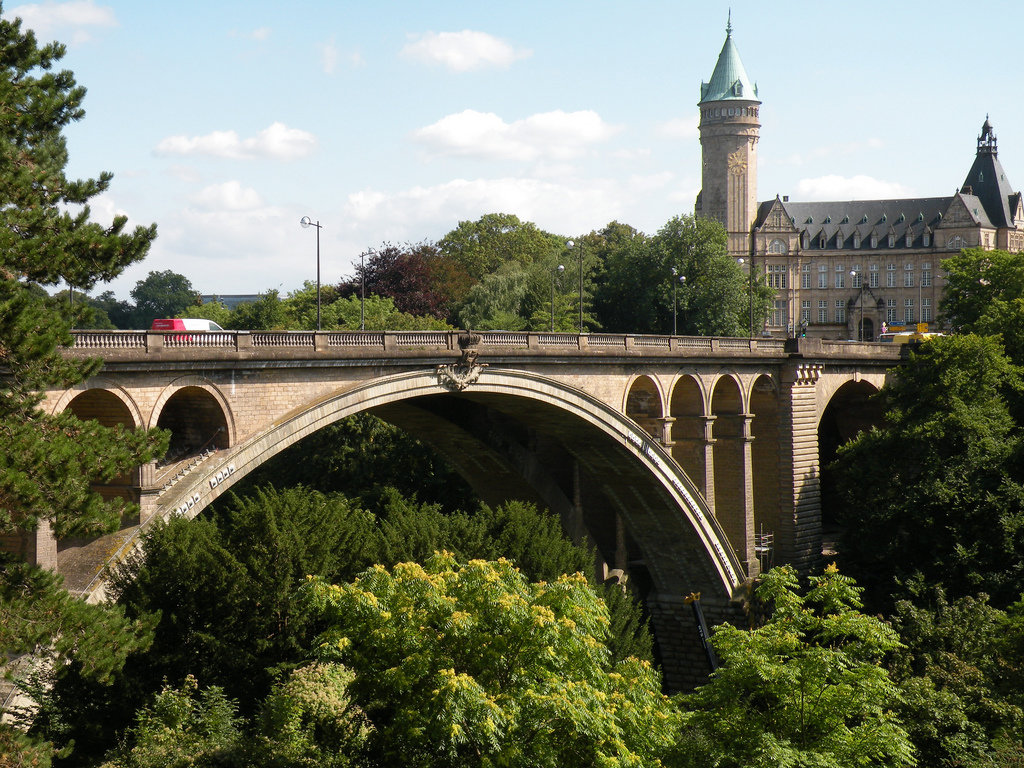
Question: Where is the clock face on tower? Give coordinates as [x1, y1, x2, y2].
[728, 149, 747, 174]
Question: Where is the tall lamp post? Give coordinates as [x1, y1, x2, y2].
[566, 239, 584, 333]
[360, 249, 367, 331]
[299, 216, 322, 331]
[737, 257, 753, 337]
[672, 268, 686, 336]
[850, 269, 864, 340]
[550, 263, 564, 332]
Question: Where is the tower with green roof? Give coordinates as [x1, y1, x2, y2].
[696, 16, 760, 256]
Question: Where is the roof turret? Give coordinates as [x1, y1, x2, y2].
[961, 117, 1017, 227]
[700, 15, 759, 104]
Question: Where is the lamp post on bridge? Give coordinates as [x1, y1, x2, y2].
[672, 268, 686, 336]
[550, 264, 565, 332]
[299, 216, 322, 331]
[737, 257, 753, 337]
[566, 239, 585, 333]
[850, 269, 864, 340]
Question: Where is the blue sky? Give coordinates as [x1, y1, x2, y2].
[5, 0, 1023, 299]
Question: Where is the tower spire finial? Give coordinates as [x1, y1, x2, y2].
[726, 9, 732, 36]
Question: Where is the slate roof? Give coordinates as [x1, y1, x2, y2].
[960, 121, 1018, 228]
[700, 20, 758, 104]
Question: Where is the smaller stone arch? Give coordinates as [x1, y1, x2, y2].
[749, 374, 781, 573]
[710, 374, 752, 569]
[151, 378, 234, 465]
[623, 374, 664, 441]
[50, 380, 144, 428]
[669, 374, 712, 506]
[149, 376, 235, 445]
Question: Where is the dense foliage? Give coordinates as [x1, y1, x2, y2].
[673, 565, 914, 768]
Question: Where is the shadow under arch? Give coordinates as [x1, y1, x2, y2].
[818, 379, 885, 531]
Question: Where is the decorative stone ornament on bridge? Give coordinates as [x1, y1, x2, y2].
[20, 330, 896, 688]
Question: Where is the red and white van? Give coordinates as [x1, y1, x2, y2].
[150, 318, 225, 332]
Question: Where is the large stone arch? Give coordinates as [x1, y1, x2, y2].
[818, 377, 885, 532]
[623, 373, 664, 440]
[119, 368, 746, 688]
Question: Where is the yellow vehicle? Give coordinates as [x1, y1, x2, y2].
[877, 331, 943, 344]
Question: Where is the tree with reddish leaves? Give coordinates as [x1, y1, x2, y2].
[337, 243, 468, 322]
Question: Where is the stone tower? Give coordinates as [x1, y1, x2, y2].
[696, 17, 760, 256]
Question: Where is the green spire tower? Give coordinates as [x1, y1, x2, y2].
[696, 16, 761, 256]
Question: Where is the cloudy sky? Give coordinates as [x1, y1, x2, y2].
[5, 0, 1023, 299]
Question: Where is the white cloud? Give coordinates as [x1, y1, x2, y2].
[154, 122, 317, 160]
[795, 174, 913, 200]
[781, 138, 885, 168]
[655, 117, 698, 139]
[192, 181, 263, 211]
[320, 38, 338, 74]
[401, 30, 531, 72]
[414, 109, 620, 162]
[6, 0, 116, 43]
[228, 27, 270, 41]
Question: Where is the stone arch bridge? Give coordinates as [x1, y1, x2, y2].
[20, 329, 899, 687]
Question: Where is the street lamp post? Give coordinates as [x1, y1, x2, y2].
[550, 264, 564, 332]
[672, 269, 686, 336]
[850, 269, 863, 340]
[566, 239, 584, 333]
[299, 216, 322, 331]
[360, 250, 367, 331]
[738, 257, 753, 337]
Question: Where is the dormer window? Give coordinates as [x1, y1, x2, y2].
[802, 233, 810, 249]
[819, 234, 827, 248]
[923, 232, 931, 247]
[853, 233, 861, 248]
[871, 235, 879, 248]
[888, 234, 895, 247]
[905, 232, 913, 247]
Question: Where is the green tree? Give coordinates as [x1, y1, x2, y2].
[830, 333, 1024, 609]
[672, 565, 914, 768]
[0, 7, 165, 758]
[438, 213, 565, 286]
[98, 676, 245, 768]
[176, 299, 232, 329]
[128, 270, 197, 327]
[303, 553, 678, 768]
[886, 589, 1024, 767]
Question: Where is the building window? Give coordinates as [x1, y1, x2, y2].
[923, 232, 931, 247]
[888, 234, 895, 247]
[869, 264, 879, 288]
[851, 266, 862, 288]
[886, 263, 897, 288]
[770, 300, 787, 328]
[905, 232, 913, 247]
[819, 234, 827, 249]
[922, 263, 932, 287]
[801, 264, 811, 289]
[871, 235, 879, 248]
[922, 298, 932, 322]
[835, 300, 846, 324]
[803, 233, 810, 249]
[904, 263, 914, 288]
[818, 264, 828, 289]
[854, 233, 861, 248]
[818, 299, 828, 324]
[886, 299, 897, 323]
[801, 300, 811, 323]
[904, 298, 915, 324]
[948, 235, 965, 249]
[835, 264, 845, 289]
[768, 239, 787, 254]
[768, 264, 787, 289]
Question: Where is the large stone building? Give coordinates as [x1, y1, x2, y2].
[696, 19, 1024, 340]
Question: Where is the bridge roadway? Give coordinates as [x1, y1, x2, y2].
[23, 329, 899, 688]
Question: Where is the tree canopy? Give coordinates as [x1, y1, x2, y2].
[0, 7, 166, 760]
